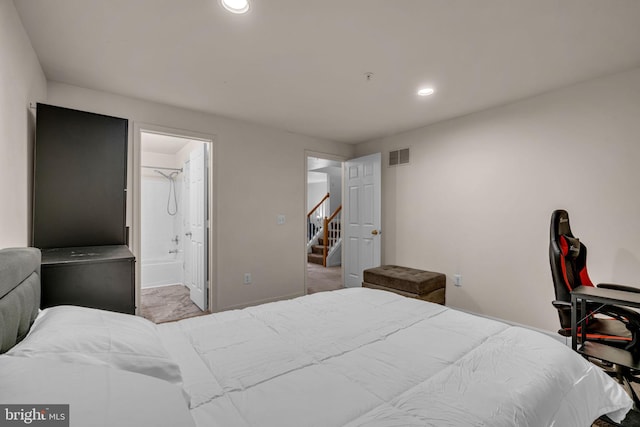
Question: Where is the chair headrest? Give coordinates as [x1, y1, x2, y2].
[560, 235, 581, 259]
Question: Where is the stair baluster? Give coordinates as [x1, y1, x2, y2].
[322, 206, 342, 267]
[307, 193, 342, 267]
[307, 193, 329, 243]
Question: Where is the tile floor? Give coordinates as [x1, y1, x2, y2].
[140, 284, 207, 324]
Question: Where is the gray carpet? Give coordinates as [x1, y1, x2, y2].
[307, 262, 343, 294]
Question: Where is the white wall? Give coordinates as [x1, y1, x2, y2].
[327, 166, 342, 216]
[140, 147, 185, 265]
[0, 0, 46, 247]
[355, 67, 640, 332]
[307, 180, 327, 213]
[46, 81, 355, 311]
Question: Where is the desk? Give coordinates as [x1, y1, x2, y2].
[571, 285, 640, 369]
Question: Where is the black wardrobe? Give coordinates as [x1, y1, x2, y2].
[33, 104, 135, 314]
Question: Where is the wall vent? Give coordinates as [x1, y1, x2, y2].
[388, 148, 410, 167]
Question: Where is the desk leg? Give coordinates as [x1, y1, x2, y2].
[579, 299, 586, 347]
[571, 296, 578, 351]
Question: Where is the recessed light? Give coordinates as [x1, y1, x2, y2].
[220, 0, 250, 14]
[417, 87, 435, 97]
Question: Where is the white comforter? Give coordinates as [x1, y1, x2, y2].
[158, 288, 632, 426]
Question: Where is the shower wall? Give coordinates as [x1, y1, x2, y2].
[141, 176, 183, 259]
[141, 151, 184, 288]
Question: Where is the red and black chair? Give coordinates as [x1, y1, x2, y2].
[549, 209, 640, 351]
[550, 210, 640, 422]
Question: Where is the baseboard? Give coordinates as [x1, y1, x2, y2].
[221, 292, 306, 311]
[453, 307, 567, 345]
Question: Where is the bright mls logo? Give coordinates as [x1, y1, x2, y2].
[0, 405, 69, 427]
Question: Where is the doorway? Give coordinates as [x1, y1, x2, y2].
[136, 129, 212, 323]
[305, 153, 344, 294]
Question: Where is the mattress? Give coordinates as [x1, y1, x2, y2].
[157, 288, 631, 426]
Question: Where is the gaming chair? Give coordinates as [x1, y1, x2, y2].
[549, 209, 640, 351]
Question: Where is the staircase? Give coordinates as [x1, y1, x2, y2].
[307, 193, 342, 267]
[308, 238, 326, 265]
[308, 220, 341, 265]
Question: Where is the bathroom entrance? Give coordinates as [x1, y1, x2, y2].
[138, 130, 210, 323]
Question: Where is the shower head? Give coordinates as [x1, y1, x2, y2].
[152, 169, 181, 216]
[154, 170, 180, 180]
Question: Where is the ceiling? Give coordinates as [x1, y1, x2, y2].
[14, 0, 640, 144]
[141, 132, 192, 155]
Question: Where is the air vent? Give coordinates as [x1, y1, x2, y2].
[388, 148, 410, 167]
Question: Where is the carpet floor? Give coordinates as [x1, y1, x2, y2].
[307, 262, 343, 294]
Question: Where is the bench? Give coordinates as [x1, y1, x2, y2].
[362, 265, 446, 305]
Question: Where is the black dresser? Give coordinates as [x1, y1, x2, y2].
[33, 104, 135, 314]
[41, 246, 135, 314]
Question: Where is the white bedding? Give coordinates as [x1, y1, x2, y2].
[159, 288, 631, 426]
[3, 288, 632, 426]
[0, 356, 195, 427]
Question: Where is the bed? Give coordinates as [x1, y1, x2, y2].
[0, 247, 633, 426]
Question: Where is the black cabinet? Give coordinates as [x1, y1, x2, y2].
[33, 104, 135, 314]
[41, 246, 135, 314]
[33, 104, 128, 248]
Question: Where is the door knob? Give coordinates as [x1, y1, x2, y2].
[371, 229, 380, 235]
[185, 232, 192, 237]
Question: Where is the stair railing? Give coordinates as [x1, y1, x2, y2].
[307, 193, 330, 243]
[322, 205, 342, 267]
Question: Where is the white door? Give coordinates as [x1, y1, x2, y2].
[343, 153, 381, 287]
[182, 160, 193, 294]
[188, 143, 208, 310]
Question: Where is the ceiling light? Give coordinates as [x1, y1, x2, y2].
[220, 0, 250, 14]
[417, 87, 435, 97]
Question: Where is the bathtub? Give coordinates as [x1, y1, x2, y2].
[141, 258, 184, 288]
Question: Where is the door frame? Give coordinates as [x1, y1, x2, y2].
[132, 122, 217, 314]
[303, 150, 346, 293]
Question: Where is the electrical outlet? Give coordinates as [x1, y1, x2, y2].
[244, 273, 252, 284]
[454, 274, 462, 287]
[277, 214, 286, 225]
